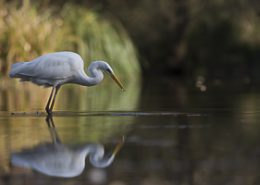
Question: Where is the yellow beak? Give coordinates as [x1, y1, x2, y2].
[110, 73, 125, 91]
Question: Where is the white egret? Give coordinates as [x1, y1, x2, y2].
[9, 51, 124, 114]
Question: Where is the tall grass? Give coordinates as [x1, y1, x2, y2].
[0, 0, 140, 81]
[61, 4, 140, 81]
[0, 0, 140, 112]
[0, 0, 69, 76]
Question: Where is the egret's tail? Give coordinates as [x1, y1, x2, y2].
[9, 62, 27, 78]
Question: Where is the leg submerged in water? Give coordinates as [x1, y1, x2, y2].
[45, 86, 60, 115]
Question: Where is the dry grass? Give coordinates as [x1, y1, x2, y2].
[0, 0, 70, 75]
[0, 0, 140, 81]
[0, 0, 141, 113]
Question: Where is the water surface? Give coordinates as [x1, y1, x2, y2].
[0, 78, 260, 185]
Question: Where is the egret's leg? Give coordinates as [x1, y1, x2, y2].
[45, 87, 55, 115]
[50, 86, 60, 113]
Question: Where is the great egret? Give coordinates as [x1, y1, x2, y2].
[9, 51, 124, 114]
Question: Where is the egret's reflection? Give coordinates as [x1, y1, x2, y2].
[11, 116, 124, 178]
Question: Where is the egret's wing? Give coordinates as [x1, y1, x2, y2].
[10, 52, 83, 80]
[28, 56, 73, 79]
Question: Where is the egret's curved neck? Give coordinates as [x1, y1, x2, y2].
[76, 66, 104, 86]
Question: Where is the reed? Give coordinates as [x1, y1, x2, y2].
[0, 0, 141, 115]
[0, 0, 140, 81]
[61, 4, 140, 81]
[0, 0, 68, 76]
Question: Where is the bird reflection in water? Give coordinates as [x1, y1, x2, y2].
[11, 116, 124, 178]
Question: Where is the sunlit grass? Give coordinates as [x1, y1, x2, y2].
[0, 0, 140, 81]
[0, 0, 69, 76]
[0, 1, 140, 112]
[61, 4, 140, 82]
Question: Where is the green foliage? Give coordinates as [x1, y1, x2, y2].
[0, 0, 141, 114]
[0, 0, 69, 75]
[61, 4, 140, 81]
[0, 0, 140, 81]
[185, 0, 260, 79]
[94, 0, 260, 79]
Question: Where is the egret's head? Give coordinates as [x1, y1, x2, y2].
[89, 61, 125, 90]
[102, 62, 125, 91]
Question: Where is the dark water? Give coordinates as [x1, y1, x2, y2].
[1, 78, 260, 185]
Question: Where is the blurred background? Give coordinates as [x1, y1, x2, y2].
[1, 0, 260, 80]
[1, 0, 260, 111]
[1, 1, 260, 184]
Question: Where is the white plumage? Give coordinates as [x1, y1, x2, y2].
[9, 51, 124, 114]
[11, 52, 97, 87]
